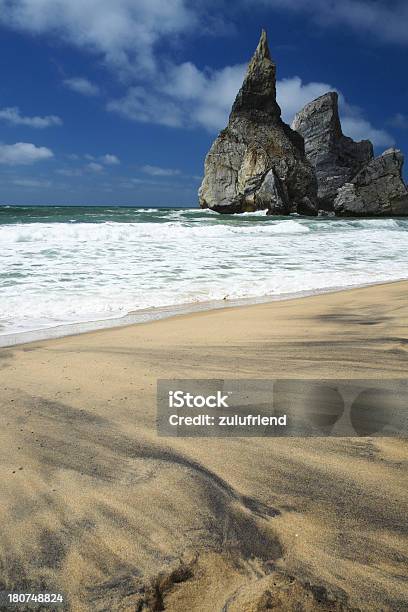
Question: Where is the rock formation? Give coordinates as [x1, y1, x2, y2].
[199, 31, 408, 217]
[292, 92, 373, 209]
[334, 148, 408, 216]
[198, 30, 318, 215]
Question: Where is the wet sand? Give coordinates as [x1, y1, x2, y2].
[0, 281, 407, 611]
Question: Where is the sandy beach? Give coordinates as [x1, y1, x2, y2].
[1, 281, 407, 611]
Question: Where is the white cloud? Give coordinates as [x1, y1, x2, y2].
[123, 178, 159, 187]
[63, 77, 100, 96]
[190, 64, 248, 131]
[0, 0, 197, 76]
[107, 86, 185, 127]
[341, 116, 394, 148]
[57, 153, 120, 175]
[100, 153, 120, 165]
[337, 93, 394, 147]
[107, 64, 247, 131]
[86, 162, 103, 173]
[0, 142, 54, 165]
[56, 167, 83, 177]
[0, 106, 62, 128]
[141, 165, 181, 177]
[277, 77, 331, 123]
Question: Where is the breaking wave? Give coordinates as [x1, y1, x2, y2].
[1, 206, 408, 338]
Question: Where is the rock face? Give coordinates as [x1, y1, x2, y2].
[198, 30, 318, 215]
[334, 148, 408, 216]
[292, 92, 373, 208]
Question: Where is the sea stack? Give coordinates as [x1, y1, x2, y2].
[334, 148, 408, 216]
[292, 92, 373, 209]
[198, 30, 318, 215]
[293, 92, 408, 215]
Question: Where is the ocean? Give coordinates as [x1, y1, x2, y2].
[1, 205, 408, 344]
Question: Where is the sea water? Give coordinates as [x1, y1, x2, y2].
[1, 205, 408, 343]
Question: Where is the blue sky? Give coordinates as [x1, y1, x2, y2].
[0, 0, 407, 206]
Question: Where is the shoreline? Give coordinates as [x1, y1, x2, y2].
[2, 276, 408, 348]
[0, 278, 407, 610]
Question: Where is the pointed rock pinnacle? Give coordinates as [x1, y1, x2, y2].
[251, 29, 272, 63]
[230, 28, 280, 120]
[198, 29, 318, 215]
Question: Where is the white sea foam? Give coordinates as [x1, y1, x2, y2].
[1, 209, 408, 337]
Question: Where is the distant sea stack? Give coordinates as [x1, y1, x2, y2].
[198, 30, 318, 215]
[293, 92, 408, 216]
[199, 31, 408, 217]
[291, 92, 373, 209]
[334, 148, 408, 216]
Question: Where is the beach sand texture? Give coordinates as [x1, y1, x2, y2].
[0, 281, 407, 611]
